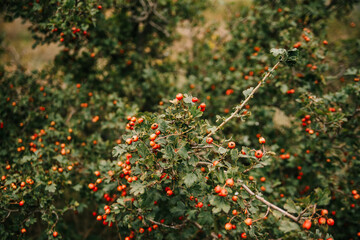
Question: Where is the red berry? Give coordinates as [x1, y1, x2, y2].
[318, 217, 326, 225]
[199, 103, 206, 108]
[244, 218, 252, 226]
[176, 93, 183, 100]
[225, 222, 232, 230]
[327, 218, 334, 226]
[192, 97, 199, 102]
[228, 141, 236, 149]
[321, 209, 328, 216]
[53, 231, 58, 237]
[255, 150, 263, 158]
[225, 178, 234, 187]
[131, 136, 138, 142]
[302, 219, 311, 230]
[206, 137, 213, 144]
[214, 185, 221, 193]
[219, 188, 228, 197]
[259, 137, 265, 144]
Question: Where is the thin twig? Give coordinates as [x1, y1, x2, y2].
[50, 210, 59, 231]
[296, 205, 312, 221]
[149, 21, 170, 37]
[253, 206, 271, 223]
[196, 161, 212, 166]
[207, 61, 281, 137]
[157, 126, 195, 140]
[146, 218, 187, 230]
[114, 218, 122, 240]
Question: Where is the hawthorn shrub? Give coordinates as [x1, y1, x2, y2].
[181, 0, 360, 239]
[0, 0, 207, 239]
[0, 0, 360, 240]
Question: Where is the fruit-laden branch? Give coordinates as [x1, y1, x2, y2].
[146, 217, 188, 230]
[240, 183, 299, 222]
[207, 61, 281, 138]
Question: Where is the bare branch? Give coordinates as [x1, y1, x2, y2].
[149, 21, 170, 37]
[240, 183, 298, 222]
[207, 61, 281, 137]
[196, 161, 212, 166]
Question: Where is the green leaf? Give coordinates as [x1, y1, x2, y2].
[137, 142, 150, 158]
[272, 210, 283, 219]
[54, 155, 66, 164]
[183, 173, 197, 187]
[210, 197, 230, 213]
[170, 201, 186, 216]
[183, 94, 193, 104]
[163, 145, 174, 160]
[130, 182, 145, 196]
[218, 147, 227, 154]
[243, 87, 254, 98]
[285, 48, 299, 66]
[270, 48, 286, 57]
[45, 184, 56, 193]
[230, 149, 238, 161]
[177, 146, 189, 160]
[216, 169, 225, 183]
[188, 155, 198, 166]
[190, 105, 203, 118]
[280, 84, 289, 94]
[279, 219, 300, 232]
[158, 120, 168, 133]
[19, 155, 35, 164]
[72, 184, 82, 191]
[315, 188, 331, 206]
[198, 211, 214, 225]
[284, 199, 299, 213]
[112, 145, 126, 157]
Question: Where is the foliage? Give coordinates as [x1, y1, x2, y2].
[0, 0, 360, 239]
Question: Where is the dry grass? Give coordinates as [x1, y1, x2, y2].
[0, 18, 60, 72]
